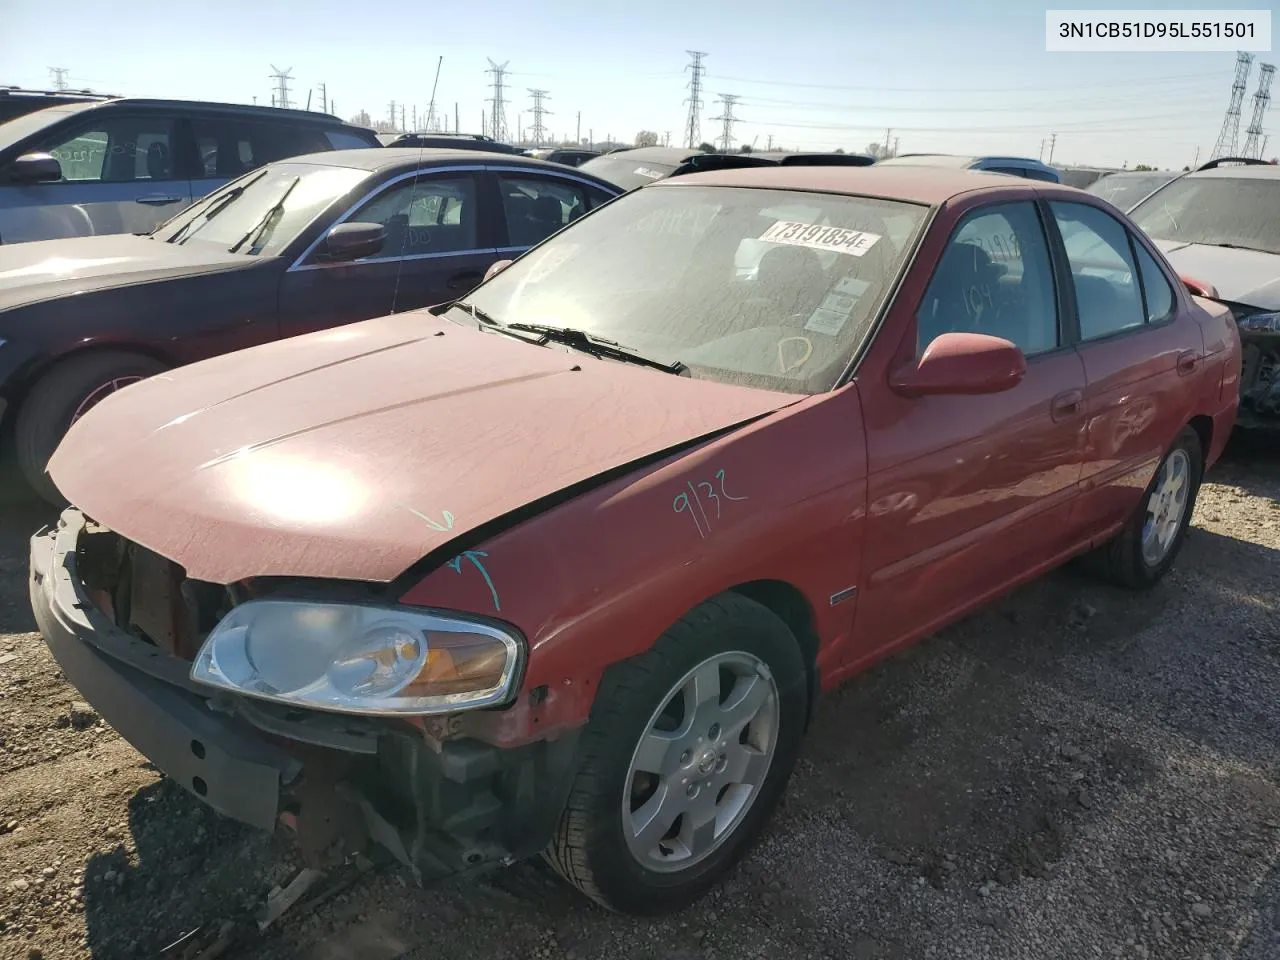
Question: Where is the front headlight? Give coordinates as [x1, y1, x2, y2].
[190, 599, 523, 716]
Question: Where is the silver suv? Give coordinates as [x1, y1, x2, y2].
[0, 98, 379, 244]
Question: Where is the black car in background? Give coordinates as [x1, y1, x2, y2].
[0, 98, 381, 243]
[1126, 158, 1280, 430]
[578, 146, 875, 191]
[0, 148, 622, 502]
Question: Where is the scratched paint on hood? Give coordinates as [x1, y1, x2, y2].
[50, 311, 799, 584]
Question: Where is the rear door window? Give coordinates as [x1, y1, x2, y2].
[42, 116, 176, 182]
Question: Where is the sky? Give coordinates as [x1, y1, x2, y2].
[2, 0, 1275, 169]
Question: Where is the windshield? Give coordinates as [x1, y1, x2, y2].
[0, 104, 94, 152]
[459, 184, 929, 395]
[1086, 173, 1176, 212]
[1129, 176, 1280, 255]
[150, 161, 367, 256]
[577, 155, 677, 190]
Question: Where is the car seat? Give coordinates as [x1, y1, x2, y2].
[145, 142, 171, 180]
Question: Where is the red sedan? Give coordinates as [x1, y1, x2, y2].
[31, 165, 1240, 916]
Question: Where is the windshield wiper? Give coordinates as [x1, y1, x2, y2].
[169, 168, 270, 245]
[505, 321, 688, 375]
[228, 176, 300, 254]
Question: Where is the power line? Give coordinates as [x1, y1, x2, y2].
[486, 59, 510, 142]
[528, 88, 551, 146]
[711, 93, 741, 151]
[700, 71, 1222, 94]
[683, 51, 708, 149]
[269, 65, 293, 110]
[1242, 63, 1275, 158]
[1211, 52, 1254, 159]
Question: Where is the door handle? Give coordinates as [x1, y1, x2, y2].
[1050, 389, 1083, 422]
[1176, 350, 1201, 375]
[135, 194, 183, 205]
[446, 270, 484, 291]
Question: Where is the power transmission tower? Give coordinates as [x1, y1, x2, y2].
[711, 94, 740, 152]
[766, 133, 774, 150]
[48, 67, 69, 91]
[1048, 132, 1057, 163]
[1212, 52, 1255, 159]
[486, 59, 510, 142]
[269, 65, 293, 110]
[528, 89, 551, 146]
[1242, 63, 1276, 158]
[683, 51, 708, 148]
[317, 82, 327, 114]
[577, 111, 581, 143]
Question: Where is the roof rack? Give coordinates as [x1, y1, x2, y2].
[1195, 156, 1271, 171]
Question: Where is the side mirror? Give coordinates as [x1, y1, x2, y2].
[319, 222, 385, 262]
[9, 152, 62, 184]
[890, 332, 1027, 397]
[484, 258, 514, 282]
[1180, 274, 1218, 299]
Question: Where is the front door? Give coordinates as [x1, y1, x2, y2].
[855, 200, 1089, 659]
[278, 169, 497, 339]
[0, 114, 191, 242]
[1046, 199, 1201, 537]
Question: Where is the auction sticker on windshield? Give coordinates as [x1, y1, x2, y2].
[760, 221, 881, 257]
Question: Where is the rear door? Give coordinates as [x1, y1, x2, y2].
[1045, 199, 1200, 538]
[187, 116, 335, 203]
[1, 112, 191, 241]
[278, 166, 495, 337]
[488, 166, 620, 259]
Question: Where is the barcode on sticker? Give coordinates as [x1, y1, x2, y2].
[760, 221, 881, 256]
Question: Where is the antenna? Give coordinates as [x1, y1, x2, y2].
[269, 65, 294, 110]
[425, 56, 443, 132]
[683, 51, 708, 149]
[1242, 63, 1276, 158]
[486, 59, 510, 142]
[1212, 52, 1255, 159]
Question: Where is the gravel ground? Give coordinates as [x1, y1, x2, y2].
[0, 439, 1278, 960]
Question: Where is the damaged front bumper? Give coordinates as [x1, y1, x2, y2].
[29, 509, 581, 881]
[1238, 310, 1280, 429]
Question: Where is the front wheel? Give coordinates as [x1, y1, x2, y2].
[15, 350, 166, 505]
[545, 593, 808, 914]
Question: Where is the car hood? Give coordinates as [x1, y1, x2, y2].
[0, 234, 250, 312]
[1151, 239, 1280, 312]
[50, 311, 798, 584]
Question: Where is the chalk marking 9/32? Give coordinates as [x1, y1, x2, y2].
[673, 469, 748, 539]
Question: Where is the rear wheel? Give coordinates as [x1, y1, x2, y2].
[1082, 425, 1203, 589]
[545, 593, 808, 914]
[15, 351, 165, 505]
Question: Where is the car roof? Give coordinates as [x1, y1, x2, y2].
[18, 97, 356, 125]
[604, 146, 702, 164]
[292, 147, 618, 177]
[651, 164, 1047, 205]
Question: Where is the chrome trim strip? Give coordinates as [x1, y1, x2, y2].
[829, 586, 858, 607]
[285, 163, 488, 273]
[481, 164, 620, 194]
[289, 247, 501, 273]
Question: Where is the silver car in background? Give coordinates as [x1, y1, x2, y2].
[0, 98, 378, 244]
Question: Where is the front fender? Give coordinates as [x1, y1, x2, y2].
[397, 386, 869, 747]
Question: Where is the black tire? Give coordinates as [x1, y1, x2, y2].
[15, 350, 166, 505]
[1082, 425, 1203, 590]
[545, 592, 809, 914]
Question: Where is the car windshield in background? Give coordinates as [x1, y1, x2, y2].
[150, 162, 367, 256]
[1086, 173, 1176, 212]
[1129, 176, 1280, 256]
[459, 184, 929, 395]
[577, 155, 677, 190]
